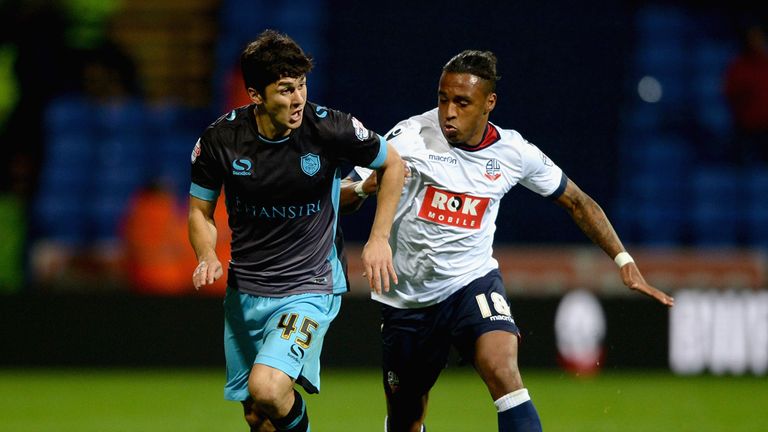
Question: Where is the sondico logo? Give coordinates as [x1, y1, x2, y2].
[232, 158, 253, 176]
[417, 185, 489, 229]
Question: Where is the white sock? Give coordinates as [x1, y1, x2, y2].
[494, 388, 531, 412]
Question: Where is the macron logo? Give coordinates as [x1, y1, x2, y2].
[417, 186, 489, 229]
[428, 154, 458, 165]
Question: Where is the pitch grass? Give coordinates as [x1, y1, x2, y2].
[0, 368, 766, 432]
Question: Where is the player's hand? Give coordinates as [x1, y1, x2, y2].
[192, 256, 223, 290]
[620, 262, 674, 307]
[361, 236, 398, 294]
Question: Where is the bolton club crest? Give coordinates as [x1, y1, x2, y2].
[301, 153, 321, 176]
[485, 158, 501, 181]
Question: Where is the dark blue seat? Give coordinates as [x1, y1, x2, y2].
[690, 168, 743, 246]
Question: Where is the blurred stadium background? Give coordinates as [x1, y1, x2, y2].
[1, 0, 767, 430]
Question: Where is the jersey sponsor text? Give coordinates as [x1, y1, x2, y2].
[417, 185, 489, 229]
[228, 196, 322, 219]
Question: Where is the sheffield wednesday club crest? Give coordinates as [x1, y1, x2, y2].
[301, 153, 321, 176]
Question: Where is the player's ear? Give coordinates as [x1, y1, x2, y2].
[247, 87, 263, 105]
[485, 92, 497, 114]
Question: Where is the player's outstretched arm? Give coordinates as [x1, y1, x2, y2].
[362, 144, 404, 294]
[554, 179, 674, 307]
[188, 196, 224, 290]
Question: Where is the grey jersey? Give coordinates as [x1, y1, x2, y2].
[191, 103, 387, 296]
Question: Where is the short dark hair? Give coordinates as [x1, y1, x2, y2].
[442, 50, 500, 92]
[241, 29, 314, 94]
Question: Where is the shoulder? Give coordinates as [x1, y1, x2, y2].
[384, 108, 438, 148]
[496, 126, 560, 173]
[493, 123, 527, 147]
[201, 104, 254, 145]
[303, 102, 375, 140]
[209, 104, 253, 130]
[487, 124, 528, 157]
[303, 102, 355, 128]
[487, 124, 559, 172]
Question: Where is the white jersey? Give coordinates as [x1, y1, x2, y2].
[359, 108, 567, 309]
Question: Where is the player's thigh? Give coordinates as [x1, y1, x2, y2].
[381, 304, 450, 402]
[450, 270, 521, 364]
[224, 287, 268, 401]
[223, 290, 341, 400]
[257, 293, 341, 394]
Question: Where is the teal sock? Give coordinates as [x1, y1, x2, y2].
[271, 390, 309, 432]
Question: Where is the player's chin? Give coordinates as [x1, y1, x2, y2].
[442, 127, 461, 143]
[444, 133, 463, 144]
[287, 110, 304, 128]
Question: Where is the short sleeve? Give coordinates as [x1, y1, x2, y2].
[190, 136, 223, 202]
[381, 119, 422, 157]
[320, 107, 387, 169]
[517, 141, 567, 199]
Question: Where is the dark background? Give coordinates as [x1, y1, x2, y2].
[327, 0, 630, 243]
[0, 294, 667, 369]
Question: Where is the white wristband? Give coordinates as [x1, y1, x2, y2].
[354, 181, 369, 198]
[614, 251, 634, 268]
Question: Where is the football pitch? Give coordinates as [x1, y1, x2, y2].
[1, 367, 766, 432]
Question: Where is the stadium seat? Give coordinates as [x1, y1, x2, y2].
[635, 5, 690, 43]
[34, 97, 97, 245]
[690, 168, 743, 246]
[616, 134, 693, 246]
[145, 104, 199, 199]
[691, 42, 737, 142]
[33, 192, 88, 246]
[633, 206, 686, 246]
[623, 105, 662, 133]
[744, 170, 768, 248]
[44, 95, 95, 133]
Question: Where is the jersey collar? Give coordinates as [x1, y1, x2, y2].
[249, 104, 292, 144]
[450, 123, 500, 152]
[257, 133, 290, 144]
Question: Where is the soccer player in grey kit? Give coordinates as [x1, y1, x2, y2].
[188, 30, 404, 432]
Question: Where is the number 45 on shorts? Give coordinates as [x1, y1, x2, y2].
[277, 313, 319, 349]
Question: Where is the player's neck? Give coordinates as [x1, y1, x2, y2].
[253, 106, 290, 140]
[465, 122, 490, 147]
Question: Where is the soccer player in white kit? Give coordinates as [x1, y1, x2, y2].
[342, 50, 674, 432]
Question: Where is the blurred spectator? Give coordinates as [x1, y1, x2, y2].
[79, 40, 141, 103]
[723, 23, 768, 166]
[122, 184, 230, 296]
[121, 182, 194, 295]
